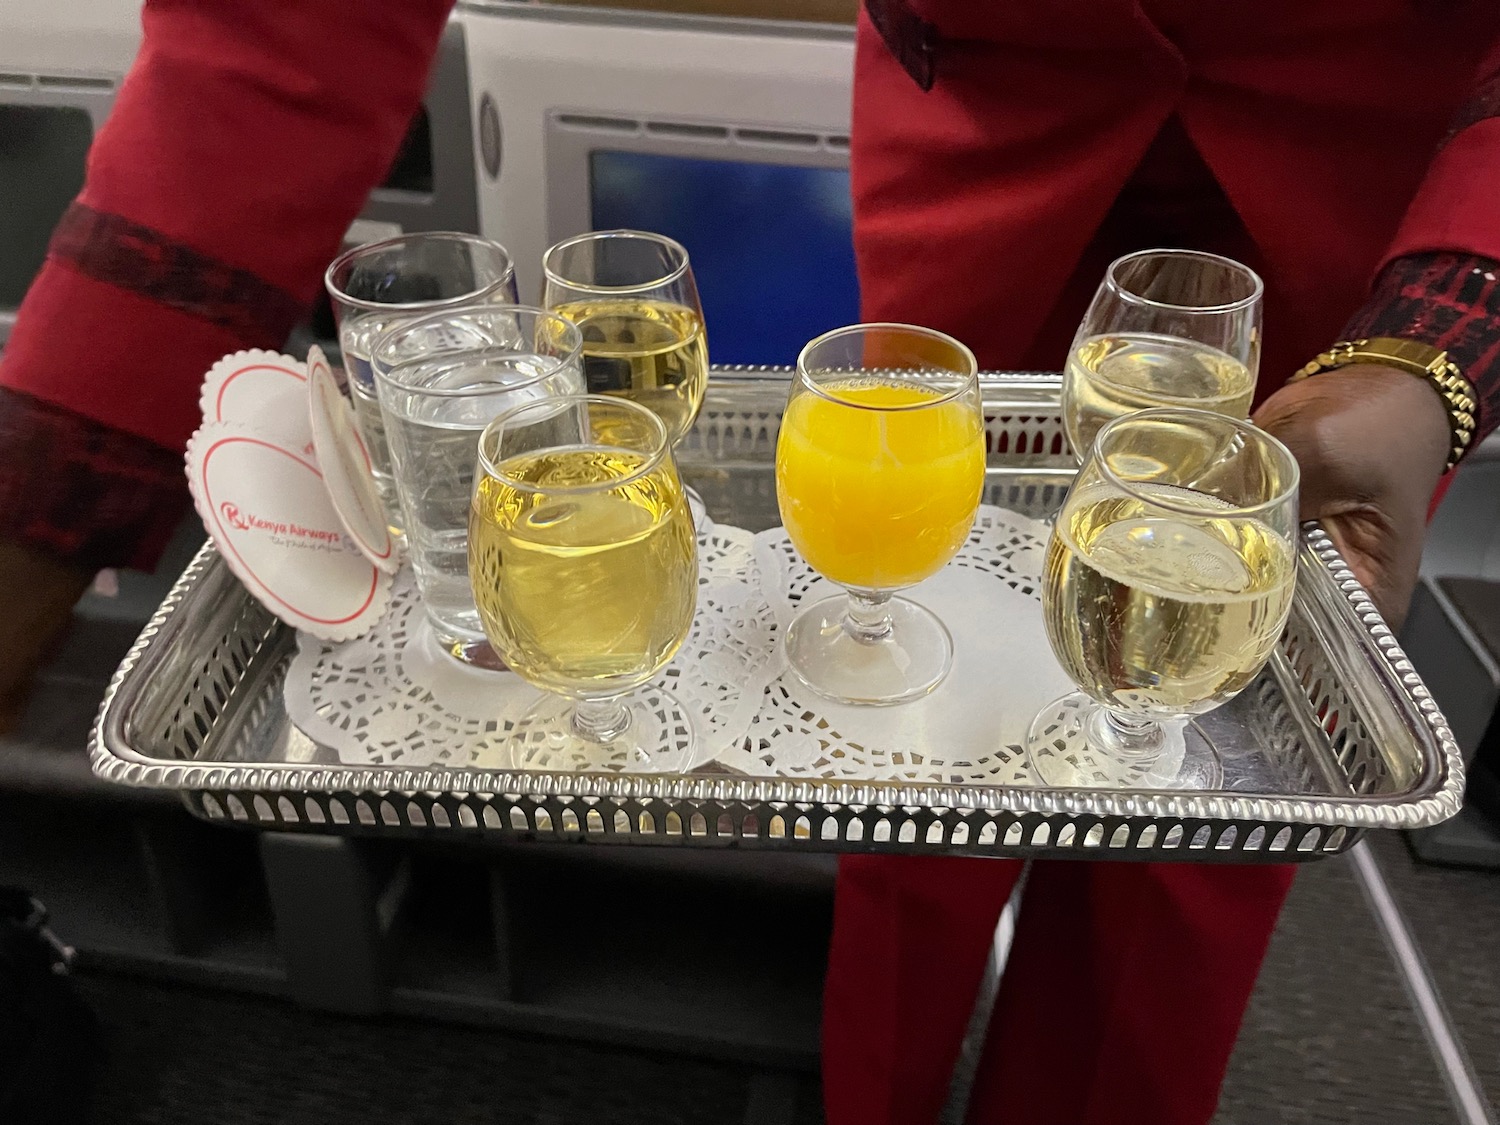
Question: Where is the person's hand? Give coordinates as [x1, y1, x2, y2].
[0, 541, 93, 735]
[1253, 364, 1451, 631]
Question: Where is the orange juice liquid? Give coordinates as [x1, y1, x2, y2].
[775, 380, 985, 589]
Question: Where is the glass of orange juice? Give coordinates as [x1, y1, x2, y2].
[775, 323, 985, 705]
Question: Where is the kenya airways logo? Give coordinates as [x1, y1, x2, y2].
[221, 502, 251, 531]
[219, 502, 344, 545]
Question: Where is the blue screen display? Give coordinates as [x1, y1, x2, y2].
[589, 150, 859, 367]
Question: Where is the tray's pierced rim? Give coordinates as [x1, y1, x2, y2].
[1295, 526, 1464, 825]
[89, 370, 1465, 831]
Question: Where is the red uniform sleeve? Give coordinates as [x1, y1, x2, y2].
[1346, 38, 1500, 449]
[0, 0, 455, 570]
[1380, 40, 1500, 271]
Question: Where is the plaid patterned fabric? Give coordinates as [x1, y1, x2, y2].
[0, 387, 186, 573]
[1343, 251, 1500, 444]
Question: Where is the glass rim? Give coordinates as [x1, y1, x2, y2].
[541, 229, 691, 294]
[324, 232, 516, 313]
[476, 394, 672, 495]
[795, 323, 980, 412]
[1089, 407, 1300, 519]
[370, 304, 582, 397]
[1103, 248, 1264, 315]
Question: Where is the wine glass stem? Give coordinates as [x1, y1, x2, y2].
[844, 590, 895, 644]
[1086, 707, 1168, 762]
[571, 697, 633, 743]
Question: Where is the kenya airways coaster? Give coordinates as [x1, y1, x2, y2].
[199, 349, 313, 454]
[186, 422, 391, 641]
[306, 345, 399, 574]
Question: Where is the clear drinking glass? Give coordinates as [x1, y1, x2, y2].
[775, 324, 985, 705]
[470, 395, 699, 769]
[372, 305, 583, 668]
[1026, 408, 1300, 790]
[541, 230, 708, 447]
[325, 232, 519, 531]
[1062, 249, 1263, 459]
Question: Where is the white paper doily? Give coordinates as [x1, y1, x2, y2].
[284, 521, 780, 771]
[734, 507, 1075, 786]
[283, 505, 1076, 783]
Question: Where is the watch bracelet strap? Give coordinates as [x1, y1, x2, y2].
[1290, 337, 1477, 471]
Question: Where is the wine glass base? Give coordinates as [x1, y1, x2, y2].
[1025, 693, 1224, 790]
[506, 687, 698, 773]
[784, 595, 953, 707]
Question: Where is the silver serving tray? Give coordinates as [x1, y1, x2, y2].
[89, 369, 1465, 861]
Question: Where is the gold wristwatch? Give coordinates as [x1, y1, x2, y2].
[1289, 336, 1477, 471]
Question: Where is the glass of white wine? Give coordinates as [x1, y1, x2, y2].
[541, 230, 709, 446]
[470, 394, 699, 770]
[1027, 408, 1299, 790]
[1063, 249, 1263, 460]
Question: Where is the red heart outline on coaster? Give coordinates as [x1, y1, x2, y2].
[200, 349, 313, 453]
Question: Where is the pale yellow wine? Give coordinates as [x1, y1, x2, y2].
[469, 447, 698, 696]
[551, 299, 709, 443]
[1064, 333, 1255, 457]
[1044, 484, 1295, 718]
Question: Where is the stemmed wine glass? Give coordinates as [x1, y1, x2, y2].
[774, 323, 986, 705]
[469, 394, 699, 769]
[542, 230, 708, 446]
[1063, 249, 1263, 459]
[1026, 407, 1300, 789]
[542, 230, 711, 526]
